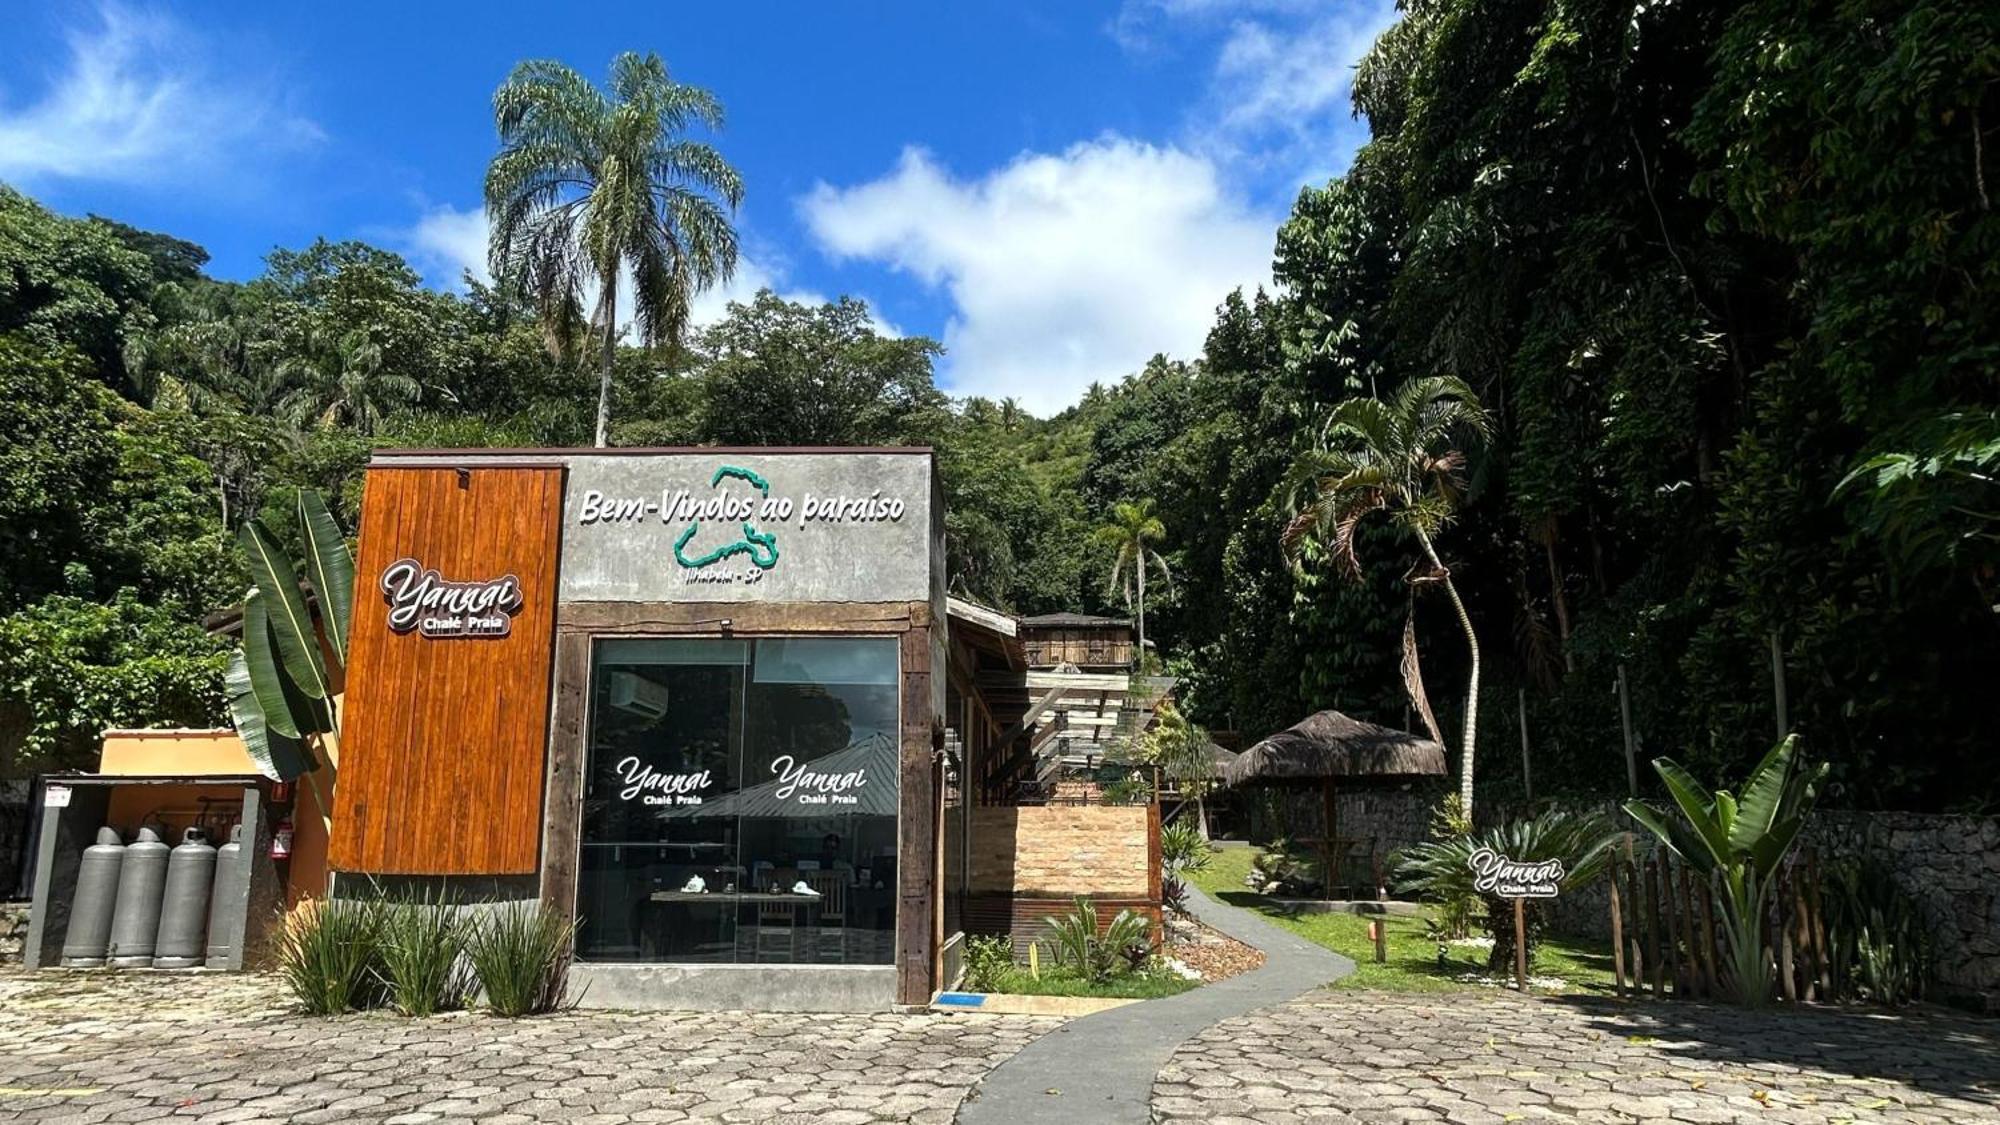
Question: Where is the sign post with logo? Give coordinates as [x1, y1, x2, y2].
[1468, 847, 1564, 990]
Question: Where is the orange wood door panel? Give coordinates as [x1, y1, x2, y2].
[329, 465, 564, 875]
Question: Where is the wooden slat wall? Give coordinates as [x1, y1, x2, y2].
[1020, 627, 1134, 669]
[330, 466, 564, 875]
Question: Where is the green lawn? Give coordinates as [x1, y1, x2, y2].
[1186, 845, 1618, 994]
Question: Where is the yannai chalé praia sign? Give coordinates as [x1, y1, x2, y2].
[380, 557, 525, 638]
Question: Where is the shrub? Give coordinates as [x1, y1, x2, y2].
[1246, 837, 1321, 896]
[1393, 809, 1619, 971]
[1160, 819, 1214, 876]
[277, 897, 383, 1015]
[962, 934, 1013, 991]
[466, 902, 577, 1017]
[1824, 857, 1932, 1006]
[1044, 896, 1154, 982]
[1424, 795, 1479, 941]
[1625, 736, 1826, 1006]
[377, 893, 471, 1017]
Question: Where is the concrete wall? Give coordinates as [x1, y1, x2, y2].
[969, 805, 1153, 897]
[569, 963, 897, 1012]
[561, 452, 934, 604]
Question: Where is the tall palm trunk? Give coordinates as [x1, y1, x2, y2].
[1418, 530, 1480, 815]
[593, 274, 617, 448]
[1135, 556, 1147, 665]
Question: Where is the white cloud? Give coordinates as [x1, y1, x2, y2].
[0, 3, 320, 187]
[1111, 0, 1401, 182]
[1199, 1, 1399, 177]
[800, 139, 1272, 415]
[404, 203, 492, 288]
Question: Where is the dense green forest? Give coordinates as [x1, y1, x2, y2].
[2, 0, 1995, 811]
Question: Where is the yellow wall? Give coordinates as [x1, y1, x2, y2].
[99, 729, 258, 776]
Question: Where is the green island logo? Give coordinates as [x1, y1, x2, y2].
[672, 465, 781, 570]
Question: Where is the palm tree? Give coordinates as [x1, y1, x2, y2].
[274, 328, 417, 435]
[1094, 499, 1172, 662]
[486, 53, 743, 447]
[1282, 375, 1492, 814]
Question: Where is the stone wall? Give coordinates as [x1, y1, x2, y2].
[1, 780, 31, 900]
[1502, 802, 2000, 1007]
[1808, 811, 2000, 1003]
[968, 805, 1155, 897]
[1237, 783, 1444, 873]
[0, 901, 28, 964]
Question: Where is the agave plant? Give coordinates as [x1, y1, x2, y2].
[1393, 809, 1619, 970]
[1624, 735, 1827, 1007]
[1160, 819, 1214, 877]
[1044, 896, 1153, 982]
[221, 488, 354, 829]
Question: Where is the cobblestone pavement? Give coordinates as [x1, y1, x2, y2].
[0, 970, 1059, 1124]
[1153, 990, 2000, 1124]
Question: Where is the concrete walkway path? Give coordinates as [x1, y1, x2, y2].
[956, 885, 1355, 1125]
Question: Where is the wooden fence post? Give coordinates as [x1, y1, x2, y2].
[1517, 688, 1533, 802]
[1609, 848, 1627, 996]
[1617, 664, 1639, 797]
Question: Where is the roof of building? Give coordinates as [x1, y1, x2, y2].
[1017, 612, 1132, 629]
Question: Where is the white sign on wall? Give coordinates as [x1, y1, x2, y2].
[561, 453, 934, 604]
[380, 557, 526, 638]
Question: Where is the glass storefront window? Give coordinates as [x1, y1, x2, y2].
[575, 636, 900, 965]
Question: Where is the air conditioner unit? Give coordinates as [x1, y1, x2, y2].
[607, 671, 670, 720]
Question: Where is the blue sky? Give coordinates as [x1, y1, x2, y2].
[0, 0, 1396, 414]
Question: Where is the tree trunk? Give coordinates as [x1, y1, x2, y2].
[593, 276, 617, 448]
[1542, 532, 1574, 672]
[1135, 552, 1147, 667]
[1417, 531, 1480, 817]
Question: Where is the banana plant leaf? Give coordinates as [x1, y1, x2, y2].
[242, 592, 299, 739]
[1728, 736, 1798, 855]
[298, 488, 355, 668]
[224, 650, 316, 781]
[239, 518, 333, 700]
[243, 593, 335, 739]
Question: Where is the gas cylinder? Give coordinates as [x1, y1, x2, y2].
[59, 827, 125, 967]
[205, 824, 243, 968]
[106, 825, 170, 967]
[153, 827, 217, 968]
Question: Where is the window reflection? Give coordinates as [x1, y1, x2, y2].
[576, 636, 899, 966]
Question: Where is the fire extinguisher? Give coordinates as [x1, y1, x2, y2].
[270, 818, 294, 860]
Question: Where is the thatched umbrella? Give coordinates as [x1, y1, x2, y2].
[1222, 710, 1447, 898]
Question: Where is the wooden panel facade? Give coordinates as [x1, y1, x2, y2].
[330, 466, 565, 874]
